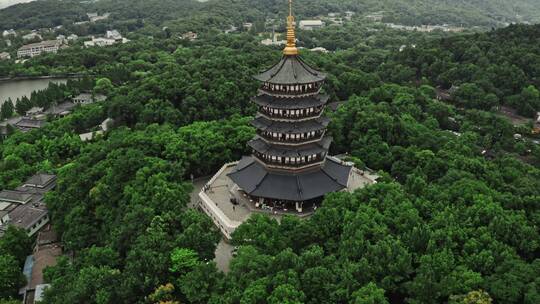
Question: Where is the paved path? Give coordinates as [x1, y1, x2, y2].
[189, 176, 234, 273]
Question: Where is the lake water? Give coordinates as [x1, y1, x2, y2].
[0, 78, 68, 105]
[0, 0, 36, 9]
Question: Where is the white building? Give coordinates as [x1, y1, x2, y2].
[0, 52, 11, 60]
[105, 30, 122, 40]
[181, 32, 198, 41]
[22, 32, 42, 41]
[310, 47, 329, 53]
[67, 34, 78, 42]
[17, 40, 62, 58]
[84, 37, 116, 47]
[73, 93, 107, 104]
[87, 12, 110, 22]
[299, 20, 324, 30]
[2, 29, 16, 37]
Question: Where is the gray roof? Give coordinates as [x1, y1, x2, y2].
[252, 94, 328, 109]
[252, 115, 330, 133]
[7, 203, 47, 230]
[254, 55, 326, 84]
[22, 174, 56, 189]
[0, 190, 33, 204]
[14, 118, 46, 129]
[249, 136, 332, 157]
[228, 156, 351, 201]
[45, 102, 76, 115]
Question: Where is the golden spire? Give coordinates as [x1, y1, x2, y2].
[283, 0, 298, 56]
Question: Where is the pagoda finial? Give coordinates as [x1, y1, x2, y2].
[283, 0, 298, 56]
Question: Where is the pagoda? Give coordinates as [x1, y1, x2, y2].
[227, 0, 353, 212]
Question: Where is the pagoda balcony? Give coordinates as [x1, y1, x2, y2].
[258, 85, 321, 98]
[257, 130, 325, 145]
[253, 152, 326, 171]
[258, 106, 324, 121]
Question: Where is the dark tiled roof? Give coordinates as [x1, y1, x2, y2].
[249, 136, 332, 157]
[254, 55, 326, 84]
[22, 174, 56, 189]
[252, 94, 328, 109]
[15, 118, 46, 129]
[252, 115, 330, 133]
[8, 203, 47, 230]
[228, 156, 351, 201]
[45, 102, 76, 115]
[0, 190, 33, 204]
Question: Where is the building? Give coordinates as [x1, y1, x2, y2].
[310, 47, 329, 53]
[199, 1, 377, 239]
[2, 29, 16, 37]
[22, 32, 42, 41]
[45, 101, 76, 117]
[79, 117, 113, 142]
[73, 93, 107, 104]
[17, 40, 62, 58]
[20, 225, 62, 304]
[87, 12, 110, 22]
[181, 31, 198, 41]
[106, 30, 123, 40]
[0, 125, 10, 139]
[0, 52, 11, 60]
[67, 34, 78, 42]
[13, 117, 47, 132]
[261, 29, 285, 46]
[0, 174, 56, 237]
[344, 11, 355, 20]
[299, 20, 324, 30]
[84, 32, 129, 48]
[84, 37, 116, 47]
[365, 12, 384, 22]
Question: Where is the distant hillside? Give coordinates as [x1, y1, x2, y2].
[0, 0, 538, 31]
[253, 0, 540, 26]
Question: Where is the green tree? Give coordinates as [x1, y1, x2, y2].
[0, 254, 25, 299]
[351, 282, 389, 304]
[1, 98, 14, 119]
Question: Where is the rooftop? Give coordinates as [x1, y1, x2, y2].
[45, 101, 76, 116]
[8, 203, 47, 231]
[19, 40, 60, 51]
[254, 55, 326, 84]
[14, 118, 47, 130]
[228, 156, 352, 202]
[0, 190, 33, 204]
[22, 173, 56, 190]
[299, 20, 324, 26]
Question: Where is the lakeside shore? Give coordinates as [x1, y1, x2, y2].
[0, 73, 86, 83]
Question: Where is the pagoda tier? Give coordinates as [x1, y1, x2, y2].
[228, 156, 351, 202]
[254, 55, 326, 85]
[252, 94, 329, 109]
[252, 115, 329, 135]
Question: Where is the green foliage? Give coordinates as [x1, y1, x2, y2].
[0, 226, 32, 266]
[0, 254, 26, 299]
[351, 282, 389, 304]
[170, 248, 199, 274]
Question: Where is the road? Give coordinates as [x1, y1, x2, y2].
[189, 176, 234, 273]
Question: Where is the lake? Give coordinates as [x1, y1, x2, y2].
[0, 78, 69, 106]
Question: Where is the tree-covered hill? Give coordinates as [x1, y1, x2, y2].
[0, 21, 539, 303]
[0, 0, 539, 31]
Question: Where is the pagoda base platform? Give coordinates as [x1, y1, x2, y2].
[198, 157, 378, 240]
